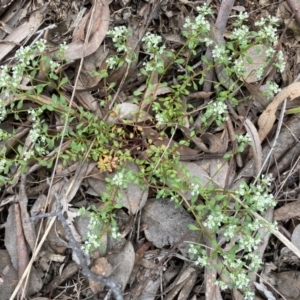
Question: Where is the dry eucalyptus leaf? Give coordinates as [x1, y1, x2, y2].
[274, 201, 300, 221]
[43, 262, 79, 294]
[107, 241, 135, 291]
[89, 257, 113, 294]
[107, 103, 150, 123]
[238, 44, 269, 83]
[276, 271, 300, 299]
[88, 162, 149, 214]
[258, 82, 300, 141]
[0, 250, 18, 300]
[253, 282, 276, 300]
[209, 158, 229, 188]
[189, 132, 224, 153]
[64, 0, 110, 60]
[179, 162, 211, 200]
[0, 11, 43, 61]
[142, 198, 202, 257]
[139, 269, 161, 300]
[237, 117, 262, 175]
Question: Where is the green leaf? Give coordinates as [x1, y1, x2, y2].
[201, 55, 210, 65]
[192, 81, 197, 90]
[285, 107, 300, 114]
[133, 90, 143, 96]
[175, 58, 185, 64]
[226, 42, 235, 52]
[223, 153, 232, 160]
[188, 224, 200, 231]
[59, 77, 69, 86]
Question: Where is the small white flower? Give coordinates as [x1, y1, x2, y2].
[0, 100, 7, 122]
[23, 150, 34, 161]
[266, 81, 281, 95]
[190, 183, 200, 197]
[59, 42, 68, 52]
[212, 44, 226, 59]
[237, 12, 249, 21]
[106, 56, 119, 69]
[256, 66, 265, 80]
[216, 280, 229, 291]
[155, 113, 166, 125]
[236, 133, 252, 145]
[35, 39, 47, 53]
[112, 171, 125, 187]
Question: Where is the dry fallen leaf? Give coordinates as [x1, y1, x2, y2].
[107, 241, 135, 291]
[142, 198, 202, 257]
[0, 11, 44, 61]
[88, 162, 149, 214]
[64, 0, 111, 60]
[238, 45, 270, 83]
[258, 82, 300, 141]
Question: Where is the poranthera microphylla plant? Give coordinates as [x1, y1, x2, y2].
[0, 5, 282, 299]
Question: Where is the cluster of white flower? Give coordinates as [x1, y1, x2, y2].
[247, 219, 262, 231]
[106, 26, 137, 68]
[0, 100, 7, 122]
[266, 80, 281, 95]
[0, 159, 6, 172]
[107, 26, 129, 52]
[155, 113, 167, 125]
[233, 59, 246, 76]
[230, 271, 251, 290]
[257, 23, 278, 43]
[183, 14, 210, 35]
[235, 133, 252, 145]
[245, 252, 262, 270]
[239, 235, 261, 252]
[111, 226, 121, 239]
[112, 171, 125, 187]
[23, 150, 34, 161]
[274, 50, 285, 73]
[237, 11, 249, 22]
[251, 189, 276, 212]
[244, 290, 255, 300]
[35, 39, 47, 53]
[142, 33, 165, 55]
[182, 4, 213, 42]
[15, 45, 35, 66]
[223, 224, 237, 240]
[212, 44, 231, 63]
[106, 56, 119, 69]
[256, 66, 265, 80]
[223, 253, 244, 269]
[265, 47, 275, 59]
[84, 230, 100, 253]
[215, 280, 229, 291]
[29, 123, 42, 143]
[201, 101, 228, 126]
[203, 211, 227, 230]
[190, 182, 200, 197]
[236, 175, 276, 212]
[230, 25, 250, 47]
[188, 243, 198, 255]
[59, 41, 68, 53]
[195, 254, 208, 267]
[142, 57, 165, 73]
[141, 33, 166, 73]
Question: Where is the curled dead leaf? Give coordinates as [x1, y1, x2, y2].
[258, 82, 300, 141]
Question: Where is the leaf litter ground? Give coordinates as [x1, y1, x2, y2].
[1, 0, 300, 299]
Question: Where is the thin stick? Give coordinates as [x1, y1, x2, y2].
[254, 98, 287, 182]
